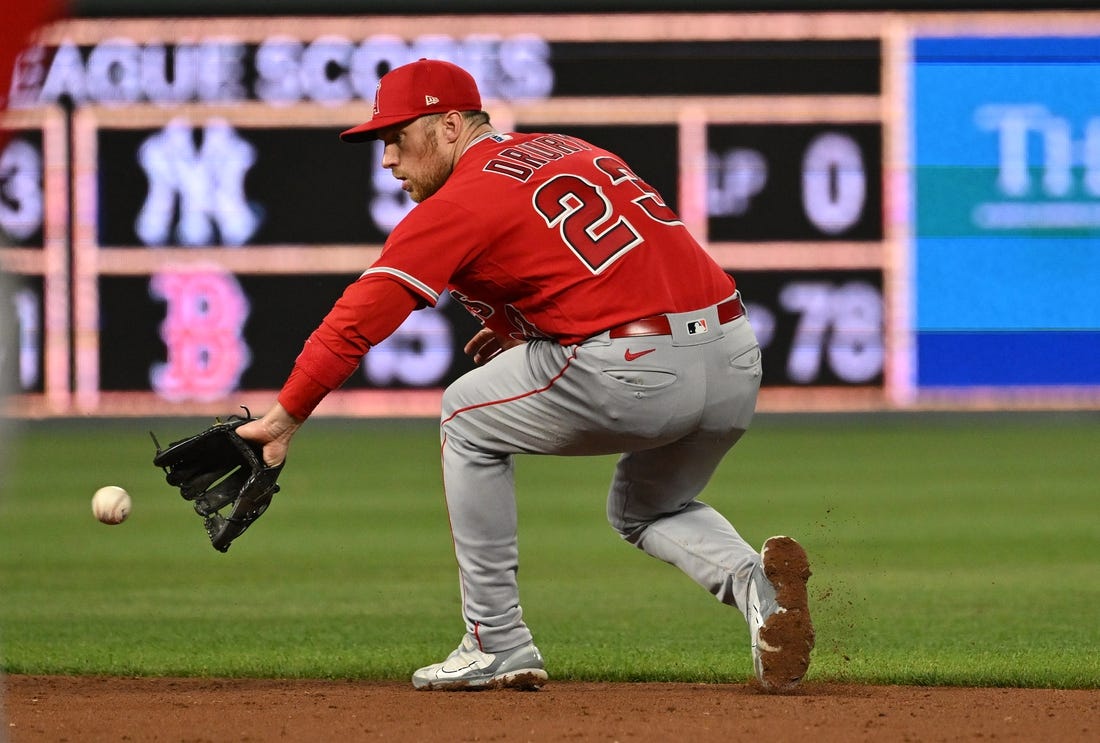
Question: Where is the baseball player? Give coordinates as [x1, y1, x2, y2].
[236, 58, 814, 691]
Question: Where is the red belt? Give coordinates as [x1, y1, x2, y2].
[608, 296, 745, 339]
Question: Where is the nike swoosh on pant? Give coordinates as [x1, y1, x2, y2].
[624, 348, 656, 361]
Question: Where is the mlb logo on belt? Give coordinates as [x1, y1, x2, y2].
[686, 318, 708, 335]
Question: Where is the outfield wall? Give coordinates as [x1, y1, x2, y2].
[2, 10, 1099, 416]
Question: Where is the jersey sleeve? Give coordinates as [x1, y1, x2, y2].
[362, 197, 481, 304]
[277, 275, 421, 419]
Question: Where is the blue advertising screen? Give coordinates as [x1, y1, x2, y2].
[911, 36, 1100, 388]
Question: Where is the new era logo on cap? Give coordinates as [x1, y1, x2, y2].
[340, 59, 483, 143]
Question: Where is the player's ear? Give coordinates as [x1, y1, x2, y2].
[441, 110, 465, 143]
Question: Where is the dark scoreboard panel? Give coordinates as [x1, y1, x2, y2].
[706, 124, 882, 242]
[546, 40, 880, 96]
[94, 121, 883, 247]
[90, 268, 881, 405]
[96, 126, 379, 247]
[97, 273, 483, 396]
[737, 269, 883, 388]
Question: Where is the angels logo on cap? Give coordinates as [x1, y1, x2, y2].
[341, 59, 483, 143]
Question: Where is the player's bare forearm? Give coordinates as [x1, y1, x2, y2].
[236, 402, 302, 467]
[465, 328, 524, 365]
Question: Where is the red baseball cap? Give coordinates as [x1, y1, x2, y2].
[340, 58, 483, 143]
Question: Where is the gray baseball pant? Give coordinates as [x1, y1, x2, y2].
[439, 300, 763, 652]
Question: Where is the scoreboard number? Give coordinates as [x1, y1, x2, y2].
[0, 138, 44, 242]
[776, 280, 883, 384]
[800, 132, 867, 236]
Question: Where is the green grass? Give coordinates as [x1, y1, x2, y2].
[1, 413, 1098, 687]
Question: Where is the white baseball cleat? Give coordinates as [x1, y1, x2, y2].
[412, 635, 548, 691]
[747, 535, 815, 691]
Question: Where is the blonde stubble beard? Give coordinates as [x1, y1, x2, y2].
[409, 121, 456, 203]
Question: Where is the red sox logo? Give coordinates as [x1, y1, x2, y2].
[150, 265, 250, 402]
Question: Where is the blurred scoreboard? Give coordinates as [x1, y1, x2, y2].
[2, 11, 1098, 416]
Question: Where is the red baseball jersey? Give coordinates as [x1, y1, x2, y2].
[367, 131, 735, 345]
[278, 131, 737, 418]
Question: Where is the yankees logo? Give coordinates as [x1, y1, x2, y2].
[135, 117, 260, 246]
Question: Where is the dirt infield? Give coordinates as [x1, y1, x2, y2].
[3, 675, 1097, 742]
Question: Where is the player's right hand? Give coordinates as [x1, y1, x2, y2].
[235, 402, 301, 467]
[464, 328, 523, 365]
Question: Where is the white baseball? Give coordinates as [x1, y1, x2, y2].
[92, 486, 132, 525]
